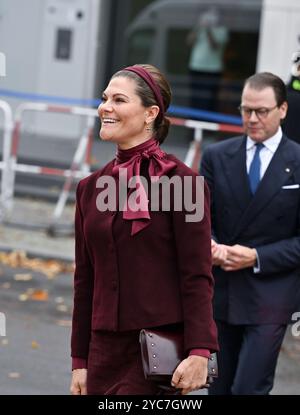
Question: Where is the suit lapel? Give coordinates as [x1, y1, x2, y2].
[221, 136, 253, 211]
[232, 136, 298, 240]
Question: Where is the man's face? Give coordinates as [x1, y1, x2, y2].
[240, 85, 287, 142]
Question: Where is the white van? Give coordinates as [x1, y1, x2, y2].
[126, 0, 262, 114]
[125, 0, 300, 116]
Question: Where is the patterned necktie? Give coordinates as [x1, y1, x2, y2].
[248, 143, 264, 194]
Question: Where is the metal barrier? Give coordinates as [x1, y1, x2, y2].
[50, 115, 94, 226]
[5, 102, 98, 231]
[0, 99, 13, 220]
[169, 117, 243, 172]
[0, 99, 243, 234]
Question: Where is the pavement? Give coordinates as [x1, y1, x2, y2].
[0, 197, 75, 261]
[0, 195, 300, 395]
[0, 257, 73, 395]
[0, 197, 75, 394]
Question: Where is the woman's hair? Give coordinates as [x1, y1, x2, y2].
[112, 64, 172, 144]
[244, 72, 287, 106]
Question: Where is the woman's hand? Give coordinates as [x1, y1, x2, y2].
[70, 368, 88, 395]
[171, 355, 208, 395]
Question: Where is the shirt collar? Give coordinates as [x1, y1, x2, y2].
[246, 127, 283, 153]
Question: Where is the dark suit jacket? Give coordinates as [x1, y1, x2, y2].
[200, 134, 300, 324]
[71, 155, 219, 360]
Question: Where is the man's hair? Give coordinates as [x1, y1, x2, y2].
[244, 72, 287, 106]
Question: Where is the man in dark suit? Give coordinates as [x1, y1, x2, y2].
[200, 72, 300, 395]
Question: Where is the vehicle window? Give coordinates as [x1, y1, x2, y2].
[164, 26, 259, 114]
[218, 31, 259, 113]
[223, 32, 259, 80]
[166, 28, 192, 75]
[120, 1, 261, 115]
[127, 28, 155, 64]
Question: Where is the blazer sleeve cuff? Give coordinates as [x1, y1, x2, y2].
[72, 357, 88, 371]
[189, 348, 211, 358]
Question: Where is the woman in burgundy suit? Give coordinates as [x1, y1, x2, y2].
[70, 64, 218, 395]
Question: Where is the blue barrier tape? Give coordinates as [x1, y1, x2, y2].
[0, 88, 101, 107]
[169, 105, 242, 125]
[0, 89, 242, 126]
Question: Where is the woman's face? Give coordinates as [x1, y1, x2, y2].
[98, 76, 151, 149]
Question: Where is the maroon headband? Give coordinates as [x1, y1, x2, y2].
[123, 66, 165, 119]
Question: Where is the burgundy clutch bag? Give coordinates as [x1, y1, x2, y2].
[139, 328, 218, 388]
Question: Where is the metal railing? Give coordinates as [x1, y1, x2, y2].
[0, 99, 14, 219]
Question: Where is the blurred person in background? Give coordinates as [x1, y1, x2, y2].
[70, 64, 218, 395]
[283, 51, 300, 143]
[201, 72, 300, 395]
[187, 7, 229, 112]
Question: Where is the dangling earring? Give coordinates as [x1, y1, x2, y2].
[145, 123, 152, 131]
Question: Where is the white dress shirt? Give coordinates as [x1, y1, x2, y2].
[246, 127, 283, 179]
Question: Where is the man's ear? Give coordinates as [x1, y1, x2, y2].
[280, 101, 288, 120]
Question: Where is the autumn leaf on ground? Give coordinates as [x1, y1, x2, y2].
[56, 304, 68, 313]
[14, 273, 33, 281]
[19, 288, 49, 302]
[56, 320, 72, 327]
[8, 372, 20, 379]
[18, 293, 29, 302]
[0, 250, 74, 278]
[31, 341, 40, 349]
[30, 289, 49, 301]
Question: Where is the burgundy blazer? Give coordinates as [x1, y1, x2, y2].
[71, 154, 218, 360]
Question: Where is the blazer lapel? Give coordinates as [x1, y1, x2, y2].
[232, 136, 298, 240]
[221, 136, 253, 211]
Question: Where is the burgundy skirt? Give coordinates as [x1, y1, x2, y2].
[87, 329, 164, 395]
